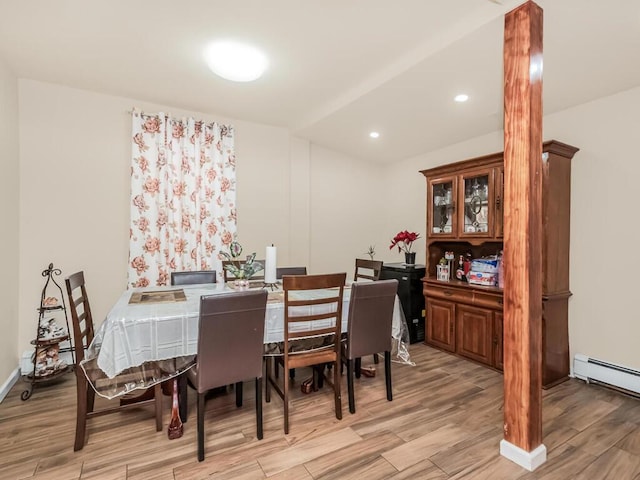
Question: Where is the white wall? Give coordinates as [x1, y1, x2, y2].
[309, 144, 386, 279]
[386, 86, 640, 371]
[0, 59, 20, 388]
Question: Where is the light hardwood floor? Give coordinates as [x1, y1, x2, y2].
[2, 344, 640, 479]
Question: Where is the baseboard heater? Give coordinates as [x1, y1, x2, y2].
[574, 354, 640, 396]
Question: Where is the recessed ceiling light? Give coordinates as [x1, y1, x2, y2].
[454, 94, 469, 103]
[369, 131, 380, 139]
[204, 41, 268, 82]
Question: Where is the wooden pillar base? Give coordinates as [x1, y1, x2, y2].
[500, 440, 547, 471]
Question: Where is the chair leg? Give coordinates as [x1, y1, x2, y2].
[289, 368, 296, 380]
[255, 377, 263, 440]
[197, 392, 205, 462]
[74, 375, 89, 451]
[236, 381, 243, 407]
[373, 353, 379, 364]
[385, 351, 393, 401]
[347, 358, 356, 414]
[265, 357, 271, 403]
[178, 373, 188, 422]
[283, 361, 290, 434]
[355, 358, 362, 378]
[154, 383, 163, 431]
[333, 360, 342, 420]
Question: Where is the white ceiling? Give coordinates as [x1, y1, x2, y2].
[1, 0, 639, 163]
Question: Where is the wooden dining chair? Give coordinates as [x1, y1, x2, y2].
[170, 270, 216, 285]
[354, 259, 383, 282]
[276, 266, 307, 279]
[65, 271, 162, 451]
[187, 290, 267, 461]
[342, 279, 398, 414]
[265, 272, 346, 434]
[222, 260, 265, 282]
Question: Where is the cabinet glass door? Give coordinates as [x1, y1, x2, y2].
[429, 178, 456, 236]
[460, 171, 491, 236]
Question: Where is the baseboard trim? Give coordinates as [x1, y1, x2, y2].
[500, 439, 547, 471]
[0, 366, 21, 403]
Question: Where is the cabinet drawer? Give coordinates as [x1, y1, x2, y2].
[473, 291, 503, 310]
[426, 286, 472, 304]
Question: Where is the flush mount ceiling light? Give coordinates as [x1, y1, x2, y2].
[454, 94, 469, 103]
[369, 131, 380, 139]
[204, 41, 268, 82]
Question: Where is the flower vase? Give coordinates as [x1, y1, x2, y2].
[404, 252, 416, 265]
[234, 279, 250, 290]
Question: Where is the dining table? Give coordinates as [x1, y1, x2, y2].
[80, 281, 413, 423]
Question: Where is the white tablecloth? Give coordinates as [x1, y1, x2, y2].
[82, 283, 410, 398]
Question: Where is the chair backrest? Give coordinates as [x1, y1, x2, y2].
[354, 259, 383, 282]
[170, 270, 217, 286]
[222, 260, 265, 282]
[194, 290, 267, 392]
[276, 266, 307, 279]
[346, 279, 398, 359]
[283, 273, 346, 355]
[65, 271, 95, 365]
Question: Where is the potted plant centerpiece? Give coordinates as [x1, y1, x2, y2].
[220, 241, 264, 289]
[389, 230, 421, 265]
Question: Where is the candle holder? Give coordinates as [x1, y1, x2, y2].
[262, 282, 278, 291]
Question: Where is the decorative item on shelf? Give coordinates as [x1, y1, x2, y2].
[389, 230, 420, 266]
[444, 251, 455, 280]
[220, 241, 264, 290]
[263, 244, 277, 290]
[436, 258, 450, 282]
[365, 245, 376, 260]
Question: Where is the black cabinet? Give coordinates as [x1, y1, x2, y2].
[380, 263, 426, 344]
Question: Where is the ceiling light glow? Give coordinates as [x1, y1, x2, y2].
[369, 131, 380, 139]
[454, 94, 469, 103]
[204, 41, 268, 82]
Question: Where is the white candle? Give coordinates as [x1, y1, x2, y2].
[265, 245, 277, 283]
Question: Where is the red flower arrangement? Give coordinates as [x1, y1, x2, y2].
[389, 230, 421, 254]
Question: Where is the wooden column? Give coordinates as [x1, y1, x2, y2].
[501, 1, 545, 470]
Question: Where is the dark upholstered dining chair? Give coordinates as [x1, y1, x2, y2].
[342, 279, 398, 414]
[65, 271, 162, 451]
[276, 266, 307, 279]
[353, 259, 383, 282]
[265, 272, 346, 434]
[170, 270, 216, 286]
[187, 290, 267, 461]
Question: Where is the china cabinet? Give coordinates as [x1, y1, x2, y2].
[420, 140, 578, 388]
[21, 263, 74, 400]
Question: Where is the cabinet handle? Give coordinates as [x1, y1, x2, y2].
[493, 336, 498, 345]
[497, 299, 503, 305]
[496, 195, 501, 210]
[443, 290, 453, 296]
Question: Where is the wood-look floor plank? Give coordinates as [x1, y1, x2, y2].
[382, 424, 468, 471]
[303, 431, 403, 479]
[574, 446, 640, 480]
[258, 428, 362, 477]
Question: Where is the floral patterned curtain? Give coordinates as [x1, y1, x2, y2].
[128, 110, 236, 288]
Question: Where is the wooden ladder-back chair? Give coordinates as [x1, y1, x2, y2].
[265, 272, 346, 434]
[65, 271, 162, 451]
[187, 290, 267, 461]
[354, 259, 383, 282]
[170, 270, 217, 286]
[343, 279, 398, 414]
